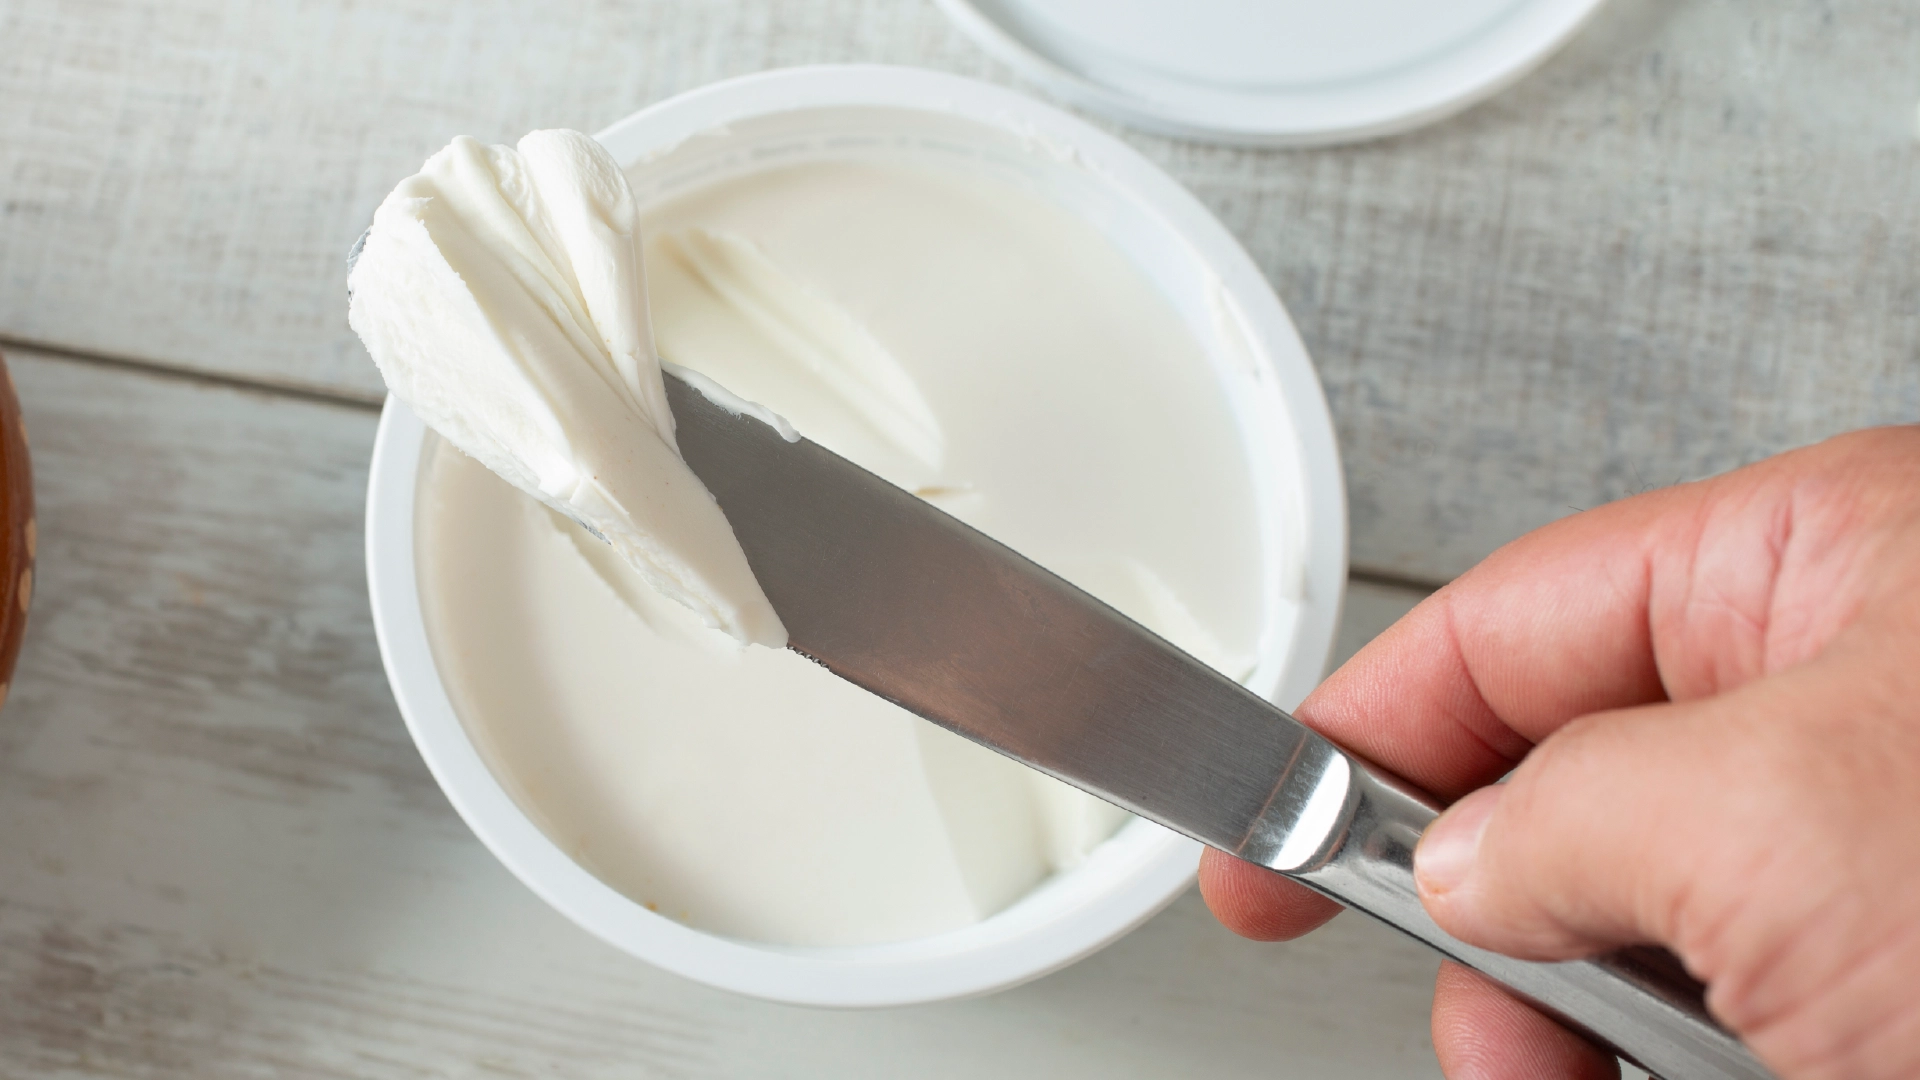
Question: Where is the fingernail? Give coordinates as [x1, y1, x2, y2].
[1416, 785, 1503, 895]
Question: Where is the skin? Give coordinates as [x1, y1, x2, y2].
[1200, 426, 1920, 1079]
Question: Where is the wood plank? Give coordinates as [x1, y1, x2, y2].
[4, 1, 1914, 582]
[1223, 0, 1920, 581]
[0, 344, 1445, 1077]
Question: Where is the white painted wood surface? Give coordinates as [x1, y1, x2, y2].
[1, 0, 1902, 1071]
[3, 0, 1915, 581]
[2, 345, 1439, 1078]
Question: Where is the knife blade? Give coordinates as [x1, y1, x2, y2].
[662, 370, 1772, 1080]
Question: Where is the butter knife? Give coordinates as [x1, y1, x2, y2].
[662, 371, 1772, 1080]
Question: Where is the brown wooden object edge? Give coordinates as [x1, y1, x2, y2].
[0, 350, 33, 706]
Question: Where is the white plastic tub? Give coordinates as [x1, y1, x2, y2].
[364, 65, 1347, 1006]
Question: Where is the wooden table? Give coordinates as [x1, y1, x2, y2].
[0, 0, 1911, 1075]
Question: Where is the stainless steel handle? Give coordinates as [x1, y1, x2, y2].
[1260, 751, 1775, 1080]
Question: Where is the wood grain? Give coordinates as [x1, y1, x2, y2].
[3, 0, 1913, 581]
[0, 344, 1444, 1077]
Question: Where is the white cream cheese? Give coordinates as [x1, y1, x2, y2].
[385, 137, 1265, 946]
[348, 130, 785, 646]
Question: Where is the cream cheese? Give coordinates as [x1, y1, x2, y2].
[348, 130, 785, 647]
[379, 135, 1265, 946]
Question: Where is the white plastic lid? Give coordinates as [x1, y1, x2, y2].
[935, 0, 1608, 146]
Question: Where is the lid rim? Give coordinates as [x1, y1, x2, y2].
[934, 0, 1611, 147]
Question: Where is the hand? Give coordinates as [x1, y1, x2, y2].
[1201, 426, 1920, 1079]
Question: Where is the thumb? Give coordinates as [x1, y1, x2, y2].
[1411, 698, 1744, 965]
[1409, 662, 1920, 1077]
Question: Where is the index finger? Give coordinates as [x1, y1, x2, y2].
[1302, 479, 1705, 799]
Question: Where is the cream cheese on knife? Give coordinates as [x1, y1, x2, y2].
[355, 131, 1265, 946]
[347, 130, 785, 647]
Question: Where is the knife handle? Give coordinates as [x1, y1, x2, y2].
[1274, 759, 1775, 1080]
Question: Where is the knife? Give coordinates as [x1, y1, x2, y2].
[661, 370, 1773, 1080]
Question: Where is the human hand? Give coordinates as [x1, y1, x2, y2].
[1201, 427, 1920, 1079]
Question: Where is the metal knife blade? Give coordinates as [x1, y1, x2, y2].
[661, 370, 1772, 1080]
[663, 371, 1337, 862]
